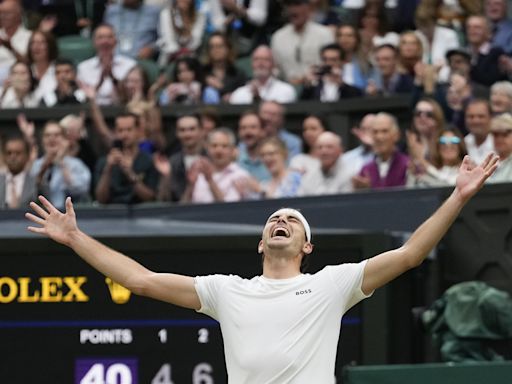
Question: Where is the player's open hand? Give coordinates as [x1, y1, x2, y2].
[25, 196, 79, 247]
[455, 153, 499, 202]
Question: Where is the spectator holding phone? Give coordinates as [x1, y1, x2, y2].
[94, 112, 159, 204]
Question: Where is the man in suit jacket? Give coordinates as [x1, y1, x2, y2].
[301, 43, 363, 101]
[0, 135, 36, 209]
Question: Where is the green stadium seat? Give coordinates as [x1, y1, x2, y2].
[235, 56, 253, 78]
[137, 59, 160, 84]
[57, 35, 95, 64]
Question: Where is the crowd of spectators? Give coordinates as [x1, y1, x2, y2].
[1, 0, 512, 209]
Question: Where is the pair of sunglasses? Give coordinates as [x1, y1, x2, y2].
[414, 110, 435, 118]
[439, 136, 461, 145]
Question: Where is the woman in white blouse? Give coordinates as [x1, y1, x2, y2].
[27, 30, 58, 102]
[0, 61, 40, 108]
[157, 0, 206, 66]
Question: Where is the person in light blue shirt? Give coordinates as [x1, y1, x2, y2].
[104, 0, 160, 59]
[30, 121, 91, 209]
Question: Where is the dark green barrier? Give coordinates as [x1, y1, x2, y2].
[343, 362, 512, 384]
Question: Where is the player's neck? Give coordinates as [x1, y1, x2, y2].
[262, 253, 302, 279]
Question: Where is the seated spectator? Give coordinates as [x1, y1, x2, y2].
[42, 58, 86, 107]
[0, 61, 40, 108]
[367, 44, 414, 96]
[407, 128, 467, 187]
[95, 113, 159, 204]
[199, 106, 222, 135]
[336, 23, 372, 90]
[229, 45, 296, 104]
[410, 98, 445, 162]
[259, 100, 302, 159]
[28, 0, 105, 37]
[202, 32, 248, 103]
[257, 137, 301, 198]
[464, 99, 495, 165]
[27, 29, 58, 101]
[487, 112, 512, 183]
[343, 113, 376, 177]
[104, 0, 160, 60]
[397, 31, 423, 77]
[301, 43, 362, 101]
[466, 15, 507, 87]
[156, 0, 206, 66]
[270, 0, 334, 85]
[414, 3, 460, 69]
[298, 131, 353, 196]
[353, 112, 409, 189]
[59, 114, 97, 176]
[0, 0, 32, 86]
[208, 0, 269, 56]
[289, 114, 326, 176]
[155, 113, 206, 202]
[485, 0, 512, 54]
[310, 0, 340, 30]
[183, 128, 251, 204]
[490, 81, 512, 115]
[77, 24, 137, 105]
[357, 0, 399, 56]
[237, 110, 271, 182]
[0, 135, 37, 209]
[30, 121, 91, 208]
[159, 56, 204, 106]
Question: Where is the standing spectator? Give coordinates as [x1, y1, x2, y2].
[298, 131, 353, 196]
[485, 0, 512, 54]
[301, 43, 362, 101]
[0, 135, 37, 209]
[104, 0, 160, 60]
[259, 100, 302, 159]
[27, 29, 58, 101]
[202, 32, 247, 103]
[488, 112, 512, 182]
[0, 61, 39, 108]
[336, 23, 372, 90]
[466, 15, 507, 87]
[229, 45, 296, 104]
[464, 99, 495, 165]
[95, 113, 159, 204]
[407, 127, 467, 187]
[159, 56, 204, 106]
[0, 0, 32, 86]
[183, 128, 251, 204]
[367, 44, 414, 96]
[155, 113, 206, 202]
[270, 0, 334, 85]
[77, 24, 137, 105]
[289, 114, 326, 176]
[157, 0, 206, 66]
[30, 121, 91, 208]
[237, 110, 270, 182]
[353, 112, 409, 189]
[42, 58, 86, 107]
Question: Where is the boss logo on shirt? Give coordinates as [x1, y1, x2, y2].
[295, 289, 312, 295]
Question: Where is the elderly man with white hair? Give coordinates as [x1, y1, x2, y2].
[490, 81, 512, 115]
[297, 131, 353, 196]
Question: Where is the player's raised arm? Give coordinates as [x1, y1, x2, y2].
[25, 196, 201, 310]
[361, 153, 499, 295]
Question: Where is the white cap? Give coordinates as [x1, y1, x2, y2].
[266, 208, 311, 242]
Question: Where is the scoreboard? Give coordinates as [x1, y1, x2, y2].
[0, 230, 393, 383]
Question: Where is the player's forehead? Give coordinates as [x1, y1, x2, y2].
[267, 209, 303, 224]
